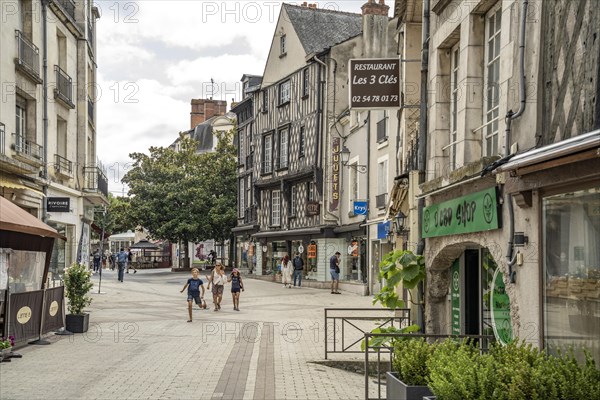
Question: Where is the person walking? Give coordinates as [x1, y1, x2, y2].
[280, 255, 293, 288]
[126, 248, 137, 274]
[117, 248, 128, 282]
[180, 268, 206, 322]
[92, 249, 101, 274]
[329, 251, 341, 294]
[207, 264, 226, 311]
[228, 268, 244, 311]
[292, 252, 304, 287]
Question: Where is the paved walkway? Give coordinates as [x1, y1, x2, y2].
[0, 269, 384, 399]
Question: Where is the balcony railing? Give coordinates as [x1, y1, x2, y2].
[14, 133, 44, 162]
[54, 65, 74, 107]
[244, 205, 257, 224]
[83, 166, 108, 198]
[15, 30, 40, 81]
[56, 0, 76, 21]
[54, 154, 73, 176]
[375, 193, 387, 209]
[88, 97, 94, 123]
[0, 123, 5, 155]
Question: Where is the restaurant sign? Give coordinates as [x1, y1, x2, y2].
[422, 187, 500, 238]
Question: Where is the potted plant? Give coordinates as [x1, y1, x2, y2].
[64, 262, 93, 333]
[0, 335, 15, 362]
[387, 338, 435, 400]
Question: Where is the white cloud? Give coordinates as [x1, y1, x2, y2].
[95, 0, 364, 195]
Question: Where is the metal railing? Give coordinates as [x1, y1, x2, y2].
[14, 133, 44, 162]
[324, 308, 411, 359]
[375, 193, 387, 209]
[56, 0, 76, 21]
[83, 166, 108, 197]
[15, 30, 40, 79]
[364, 332, 496, 400]
[54, 154, 73, 175]
[55, 65, 73, 105]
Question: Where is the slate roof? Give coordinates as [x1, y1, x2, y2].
[283, 3, 363, 55]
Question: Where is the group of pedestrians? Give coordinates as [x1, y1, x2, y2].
[280, 252, 304, 288]
[180, 265, 245, 322]
[91, 248, 137, 282]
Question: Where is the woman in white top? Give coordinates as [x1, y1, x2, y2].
[207, 264, 226, 311]
[281, 255, 293, 288]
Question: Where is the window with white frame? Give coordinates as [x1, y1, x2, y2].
[279, 80, 291, 104]
[350, 165, 358, 208]
[271, 189, 281, 226]
[280, 34, 287, 55]
[307, 181, 315, 202]
[377, 159, 388, 195]
[484, 4, 502, 156]
[246, 175, 252, 209]
[289, 185, 297, 217]
[376, 111, 388, 143]
[279, 128, 289, 168]
[450, 43, 460, 169]
[263, 134, 272, 173]
[16, 101, 26, 137]
[239, 179, 245, 217]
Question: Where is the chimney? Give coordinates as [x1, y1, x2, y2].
[361, 0, 389, 16]
[190, 98, 228, 128]
[301, 2, 317, 8]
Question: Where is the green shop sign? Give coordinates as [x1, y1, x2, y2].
[422, 187, 499, 238]
[491, 268, 513, 345]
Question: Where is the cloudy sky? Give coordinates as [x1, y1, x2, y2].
[95, 0, 364, 196]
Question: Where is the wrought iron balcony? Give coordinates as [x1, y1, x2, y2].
[15, 30, 41, 83]
[14, 133, 44, 164]
[83, 165, 109, 198]
[54, 154, 73, 177]
[54, 65, 75, 108]
[56, 0, 76, 21]
[375, 193, 388, 209]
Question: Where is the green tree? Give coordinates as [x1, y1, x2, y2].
[92, 195, 135, 240]
[122, 128, 237, 268]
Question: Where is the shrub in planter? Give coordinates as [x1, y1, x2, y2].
[426, 340, 480, 400]
[392, 338, 436, 386]
[64, 263, 93, 333]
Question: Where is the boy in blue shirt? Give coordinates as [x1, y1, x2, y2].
[180, 268, 206, 322]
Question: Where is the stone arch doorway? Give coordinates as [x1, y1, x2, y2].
[425, 240, 512, 345]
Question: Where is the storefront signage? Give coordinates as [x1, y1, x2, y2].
[330, 137, 340, 212]
[17, 306, 32, 324]
[47, 197, 70, 212]
[49, 300, 59, 317]
[490, 268, 513, 345]
[377, 221, 391, 240]
[349, 58, 401, 109]
[353, 201, 368, 216]
[451, 260, 461, 335]
[298, 245, 304, 254]
[306, 201, 320, 216]
[307, 244, 317, 259]
[422, 187, 500, 238]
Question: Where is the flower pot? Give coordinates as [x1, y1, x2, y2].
[386, 372, 433, 400]
[66, 313, 90, 333]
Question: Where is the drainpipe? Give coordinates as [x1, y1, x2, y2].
[504, 0, 529, 283]
[41, 0, 50, 223]
[416, 0, 430, 331]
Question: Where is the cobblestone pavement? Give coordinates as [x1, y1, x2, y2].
[0, 269, 385, 400]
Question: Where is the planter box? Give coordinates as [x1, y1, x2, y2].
[66, 313, 90, 333]
[386, 372, 433, 400]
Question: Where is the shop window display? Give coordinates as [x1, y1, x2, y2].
[543, 187, 600, 364]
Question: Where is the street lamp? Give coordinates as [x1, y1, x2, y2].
[340, 146, 367, 174]
[393, 211, 406, 234]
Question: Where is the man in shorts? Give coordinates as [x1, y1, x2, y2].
[330, 251, 341, 294]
